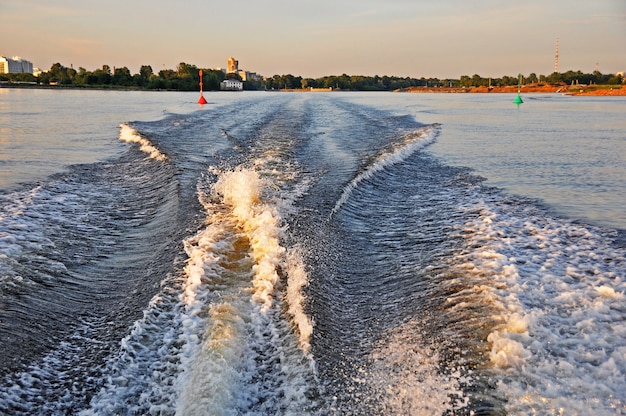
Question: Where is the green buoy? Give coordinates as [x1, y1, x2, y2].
[514, 73, 523, 105]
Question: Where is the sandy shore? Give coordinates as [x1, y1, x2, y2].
[397, 84, 626, 96]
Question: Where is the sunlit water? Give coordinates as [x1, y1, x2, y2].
[341, 92, 626, 230]
[0, 89, 624, 415]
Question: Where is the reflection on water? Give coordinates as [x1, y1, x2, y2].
[0, 89, 202, 191]
[345, 93, 626, 229]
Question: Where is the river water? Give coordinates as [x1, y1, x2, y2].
[0, 88, 625, 415]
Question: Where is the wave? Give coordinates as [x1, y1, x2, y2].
[5, 92, 623, 414]
[81, 167, 317, 414]
[367, 319, 469, 414]
[118, 123, 168, 162]
[0, 139, 182, 413]
[173, 167, 318, 413]
[453, 196, 626, 413]
[330, 124, 440, 218]
[202, 167, 313, 351]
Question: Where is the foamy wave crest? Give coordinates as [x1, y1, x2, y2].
[330, 124, 439, 218]
[368, 319, 469, 414]
[284, 248, 314, 353]
[175, 207, 251, 413]
[172, 167, 317, 413]
[457, 198, 626, 413]
[453, 203, 532, 369]
[119, 123, 168, 162]
[82, 293, 182, 415]
[212, 168, 314, 350]
[213, 169, 285, 309]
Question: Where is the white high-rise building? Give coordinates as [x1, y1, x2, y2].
[0, 56, 34, 74]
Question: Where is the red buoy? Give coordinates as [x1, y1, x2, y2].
[198, 70, 207, 104]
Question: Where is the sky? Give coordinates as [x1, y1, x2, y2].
[1, 0, 624, 79]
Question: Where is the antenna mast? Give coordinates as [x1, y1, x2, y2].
[554, 37, 559, 73]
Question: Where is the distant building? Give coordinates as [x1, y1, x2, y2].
[220, 79, 244, 91]
[227, 57, 239, 74]
[0, 56, 34, 74]
[221, 57, 263, 88]
[237, 70, 263, 82]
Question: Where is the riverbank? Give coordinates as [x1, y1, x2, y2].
[0, 82, 147, 91]
[396, 84, 626, 96]
[3, 82, 625, 96]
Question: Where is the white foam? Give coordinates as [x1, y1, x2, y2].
[118, 123, 168, 162]
[367, 319, 469, 414]
[0, 185, 74, 290]
[212, 168, 285, 309]
[596, 285, 623, 299]
[284, 248, 314, 353]
[173, 166, 318, 413]
[82, 162, 318, 414]
[175, 207, 244, 406]
[457, 198, 626, 413]
[82, 292, 183, 415]
[175, 301, 249, 416]
[209, 167, 315, 352]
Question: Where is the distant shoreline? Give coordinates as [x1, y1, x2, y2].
[2, 82, 625, 96]
[0, 83, 149, 91]
[395, 84, 626, 96]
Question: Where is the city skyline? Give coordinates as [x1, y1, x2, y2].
[1, 0, 624, 79]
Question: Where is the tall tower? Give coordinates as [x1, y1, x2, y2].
[554, 37, 559, 73]
[227, 57, 239, 74]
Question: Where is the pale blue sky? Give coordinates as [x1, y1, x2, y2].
[1, 0, 624, 78]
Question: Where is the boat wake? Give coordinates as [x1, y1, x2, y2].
[119, 123, 169, 162]
[330, 124, 440, 218]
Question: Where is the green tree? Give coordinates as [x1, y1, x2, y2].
[150, 76, 166, 90]
[92, 66, 111, 84]
[203, 69, 225, 91]
[301, 78, 316, 89]
[134, 65, 153, 87]
[471, 74, 487, 87]
[112, 66, 133, 86]
[12, 73, 37, 83]
[43, 63, 76, 84]
[181, 63, 202, 89]
[176, 62, 197, 78]
[459, 75, 471, 88]
[140, 65, 153, 79]
[159, 69, 177, 80]
[48, 63, 64, 82]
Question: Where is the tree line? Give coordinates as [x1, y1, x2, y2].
[0, 62, 239, 91]
[1, 62, 623, 91]
[456, 71, 623, 88]
[269, 71, 622, 90]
